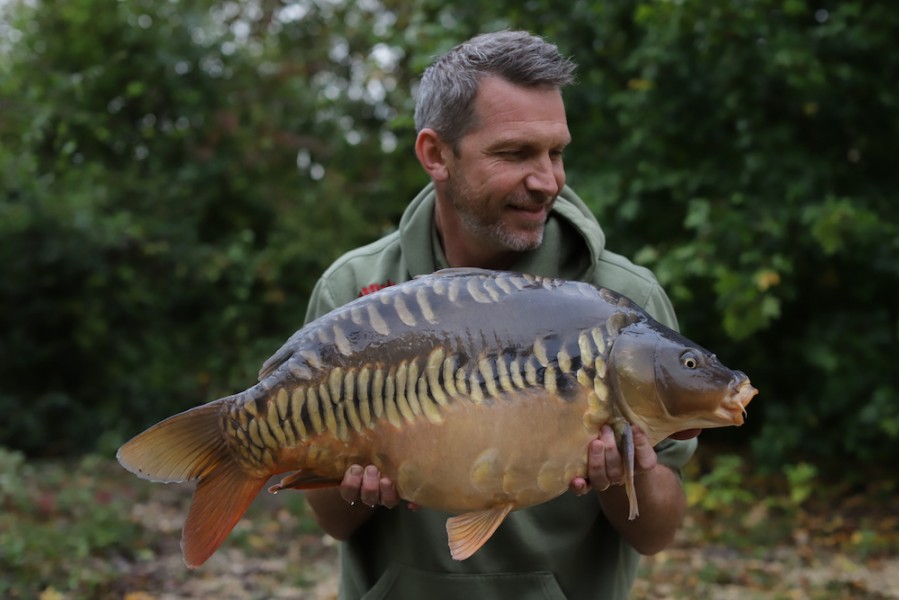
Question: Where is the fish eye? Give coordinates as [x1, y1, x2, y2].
[681, 351, 700, 369]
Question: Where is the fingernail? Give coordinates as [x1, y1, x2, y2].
[349, 465, 363, 476]
[365, 465, 378, 477]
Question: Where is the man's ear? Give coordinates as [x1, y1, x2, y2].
[415, 128, 450, 182]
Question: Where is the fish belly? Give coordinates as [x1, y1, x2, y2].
[367, 389, 598, 514]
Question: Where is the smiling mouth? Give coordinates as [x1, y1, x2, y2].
[508, 203, 550, 221]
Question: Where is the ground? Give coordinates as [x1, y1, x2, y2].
[1, 446, 897, 599]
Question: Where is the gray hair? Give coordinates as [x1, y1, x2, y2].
[413, 31, 577, 148]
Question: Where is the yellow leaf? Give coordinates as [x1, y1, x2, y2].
[39, 588, 65, 600]
[754, 269, 781, 291]
[627, 78, 654, 91]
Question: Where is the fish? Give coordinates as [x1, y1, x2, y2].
[117, 268, 757, 567]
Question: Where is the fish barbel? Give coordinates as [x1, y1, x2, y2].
[117, 268, 757, 567]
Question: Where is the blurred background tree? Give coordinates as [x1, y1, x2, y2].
[1, 0, 896, 469]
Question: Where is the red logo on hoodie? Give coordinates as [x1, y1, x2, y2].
[359, 280, 395, 297]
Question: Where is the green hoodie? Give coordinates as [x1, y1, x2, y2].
[304, 183, 696, 600]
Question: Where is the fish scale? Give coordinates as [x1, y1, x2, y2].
[251, 294, 614, 456]
[117, 267, 758, 568]
[227, 325, 602, 474]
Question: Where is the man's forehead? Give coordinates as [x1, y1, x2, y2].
[473, 76, 564, 110]
[465, 77, 570, 142]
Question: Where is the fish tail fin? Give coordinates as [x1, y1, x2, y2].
[117, 400, 268, 568]
[182, 457, 268, 568]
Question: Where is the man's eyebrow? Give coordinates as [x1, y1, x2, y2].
[487, 137, 571, 151]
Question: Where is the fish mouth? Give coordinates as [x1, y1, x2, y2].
[718, 376, 758, 425]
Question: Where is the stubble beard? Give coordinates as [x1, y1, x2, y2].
[448, 174, 550, 253]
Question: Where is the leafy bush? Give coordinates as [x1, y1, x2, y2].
[0, 0, 409, 454]
[546, 0, 899, 465]
[0, 448, 143, 597]
[1, 0, 896, 468]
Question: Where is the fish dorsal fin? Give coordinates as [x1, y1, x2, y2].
[258, 331, 303, 380]
[445, 504, 514, 560]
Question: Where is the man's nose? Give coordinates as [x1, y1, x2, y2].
[525, 154, 563, 197]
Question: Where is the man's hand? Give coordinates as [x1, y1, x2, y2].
[305, 465, 417, 541]
[568, 423, 694, 555]
[338, 464, 401, 508]
[569, 425, 658, 496]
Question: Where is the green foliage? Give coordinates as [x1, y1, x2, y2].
[684, 453, 794, 549]
[0, 448, 143, 597]
[682, 450, 899, 561]
[1, 0, 897, 468]
[784, 462, 818, 506]
[0, 0, 414, 454]
[536, 0, 899, 466]
[0, 447, 334, 597]
[686, 454, 755, 513]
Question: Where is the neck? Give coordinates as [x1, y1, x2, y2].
[434, 199, 517, 270]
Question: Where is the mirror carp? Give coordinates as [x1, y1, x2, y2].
[117, 268, 757, 567]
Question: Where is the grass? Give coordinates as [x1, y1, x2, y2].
[0, 447, 335, 599]
[1, 444, 897, 599]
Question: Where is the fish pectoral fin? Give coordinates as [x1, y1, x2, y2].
[446, 504, 514, 561]
[268, 470, 341, 493]
[611, 420, 639, 520]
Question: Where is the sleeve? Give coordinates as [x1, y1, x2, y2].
[303, 277, 342, 325]
[642, 282, 680, 332]
[653, 437, 698, 472]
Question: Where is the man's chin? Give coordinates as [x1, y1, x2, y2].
[496, 228, 544, 253]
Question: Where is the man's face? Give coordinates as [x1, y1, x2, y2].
[444, 76, 571, 253]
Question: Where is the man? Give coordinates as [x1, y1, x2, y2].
[303, 30, 697, 600]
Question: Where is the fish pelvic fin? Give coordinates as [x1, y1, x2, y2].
[116, 400, 268, 568]
[268, 470, 342, 493]
[611, 420, 639, 520]
[446, 504, 514, 561]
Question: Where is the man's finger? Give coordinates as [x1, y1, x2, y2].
[600, 425, 624, 484]
[632, 426, 659, 472]
[380, 476, 400, 509]
[339, 464, 365, 504]
[359, 465, 382, 506]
